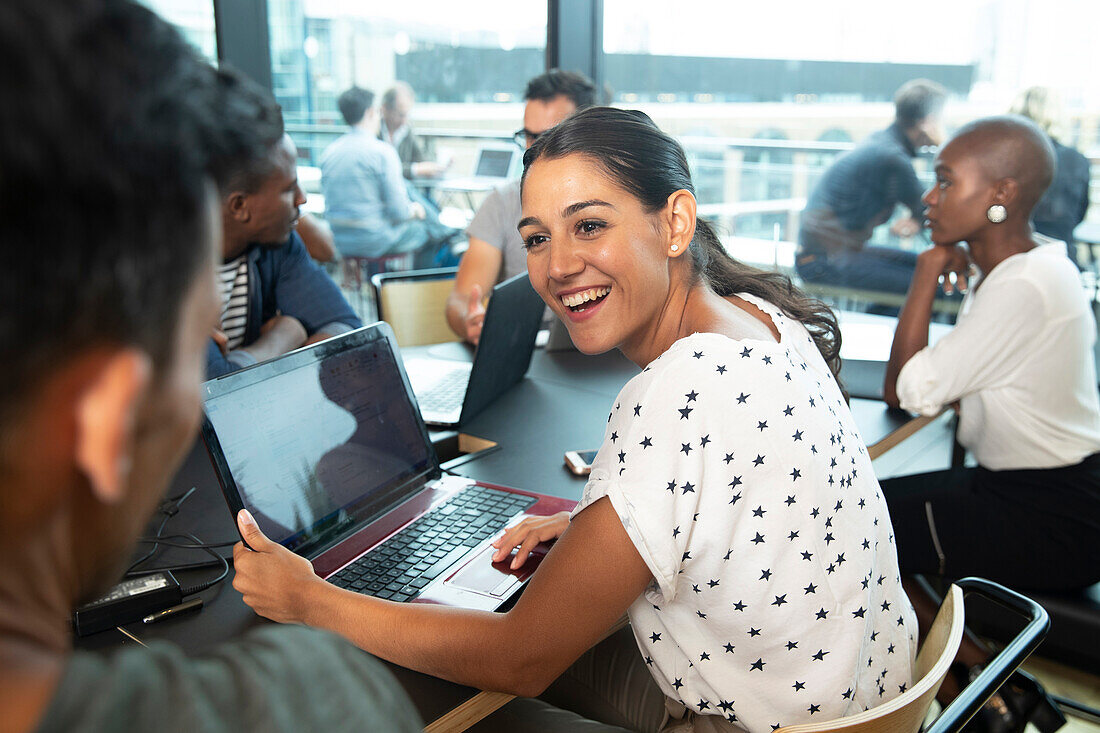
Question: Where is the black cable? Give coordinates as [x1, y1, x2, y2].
[131, 532, 230, 596]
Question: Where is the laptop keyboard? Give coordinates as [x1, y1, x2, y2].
[328, 486, 537, 602]
[415, 367, 470, 414]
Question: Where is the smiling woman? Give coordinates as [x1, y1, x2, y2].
[231, 107, 918, 733]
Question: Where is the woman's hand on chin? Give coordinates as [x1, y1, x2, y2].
[918, 244, 972, 295]
[232, 509, 325, 624]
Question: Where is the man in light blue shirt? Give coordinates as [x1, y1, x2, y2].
[321, 86, 457, 265]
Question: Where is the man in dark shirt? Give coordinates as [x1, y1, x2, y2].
[797, 79, 947, 295]
[207, 75, 361, 378]
[0, 3, 418, 731]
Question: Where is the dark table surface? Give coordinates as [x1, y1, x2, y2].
[75, 343, 915, 727]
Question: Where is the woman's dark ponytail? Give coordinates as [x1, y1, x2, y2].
[524, 108, 844, 390]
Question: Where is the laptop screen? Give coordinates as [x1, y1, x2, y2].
[203, 328, 435, 556]
[475, 148, 514, 178]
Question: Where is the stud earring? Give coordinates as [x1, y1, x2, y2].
[670, 244, 679, 252]
[986, 204, 1007, 224]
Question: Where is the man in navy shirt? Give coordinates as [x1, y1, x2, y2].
[797, 79, 946, 296]
[207, 75, 360, 378]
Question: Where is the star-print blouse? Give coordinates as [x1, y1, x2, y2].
[575, 294, 917, 732]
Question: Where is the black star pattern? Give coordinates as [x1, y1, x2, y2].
[842, 688, 853, 699]
[887, 644, 895, 654]
[759, 568, 773, 581]
[673, 678, 684, 690]
[783, 404, 795, 416]
[692, 351, 703, 359]
[812, 649, 830, 661]
[633, 403, 642, 416]
[751, 532, 766, 545]
[736, 392, 749, 404]
[732, 600, 747, 612]
[881, 600, 891, 612]
[741, 347, 752, 358]
[810, 507, 820, 518]
[899, 683, 907, 693]
[640, 436, 653, 448]
[772, 594, 788, 607]
[749, 658, 765, 671]
[685, 391, 699, 403]
[824, 532, 835, 544]
[801, 550, 813, 561]
[650, 632, 661, 643]
[672, 526, 681, 538]
[665, 480, 677, 493]
[852, 607, 866, 618]
[785, 371, 792, 381]
[788, 530, 800, 541]
[716, 364, 727, 374]
[682, 551, 692, 561]
[681, 482, 695, 494]
[804, 582, 817, 594]
[617, 450, 626, 463]
[870, 631, 879, 642]
[680, 442, 692, 455]
[785, 495, 797, 506]
[729, 475, 743, 488]
[699, 434, 711, 448]
[729, 491, 742, 506]
[815, 608, 829, 620]
[698, 699, 710, 711]
[763, 355, 773, 365]
[719, 700, 734, 712]
[723, 452, 735, 464]
[808, 703, 821, 715]
[786, 640, 799, 650]
[610, 431, 618, 443]
[753, 454, 765, 466]
[697, 612, 708, 621]
[692, 584, 702, 594]
[792, 430, 803, 441]
[752, 505, 766, 518]
[793, 680, 806, 691]
[790, 467, 802, 481]
[748, 627, 762, 637]
[678, 406, 693, 419]
[757, 420, 769, 431]
[708, 578, 720, 588]
[724, 642, 735, 653]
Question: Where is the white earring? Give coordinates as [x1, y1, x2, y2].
[670, 244, 679, 252]
[986, 204, 1007, 224]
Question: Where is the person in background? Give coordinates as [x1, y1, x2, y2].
[231, 107, 917, 733]
[883, 115, 1095, 733]
[0, 2, 419, 731]
[446, 69, 598, 344]
[380, 81, 448, 180]
[208, 73, 360, 379]
[321, 86, 459, 269]
[1010, 86, 1091, 268]
[797, 79, 947, 297]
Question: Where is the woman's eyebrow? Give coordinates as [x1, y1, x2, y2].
[562, 199, 615, 218]
[517, 215, 542, 230]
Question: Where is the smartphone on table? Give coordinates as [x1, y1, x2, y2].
[564, 449, 599, 476]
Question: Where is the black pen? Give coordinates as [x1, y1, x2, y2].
[143, 597, 203, 624]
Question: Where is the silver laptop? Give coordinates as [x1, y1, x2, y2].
[439, 145, 519, 192]
[201, 323, 573, 610]
[405, 272, 545, 427]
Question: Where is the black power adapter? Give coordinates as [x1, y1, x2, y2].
[72, 571, 182, 636]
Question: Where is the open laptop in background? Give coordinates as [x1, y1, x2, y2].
[201, 323, 572, 611]
[403, 272, 545, 427]
[437, 144, 519, 193]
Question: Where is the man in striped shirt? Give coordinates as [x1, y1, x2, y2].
[206, 75, 360, 378]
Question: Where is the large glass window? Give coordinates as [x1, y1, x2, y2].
[137, 0, 217, 61]
[604, 0, 1100, 262]
[267, 0, 547, 167]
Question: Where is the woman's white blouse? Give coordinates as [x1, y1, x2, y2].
[576, 295, 916, 733]
[896, 238, 1100, 470]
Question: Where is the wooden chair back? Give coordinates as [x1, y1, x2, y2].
[372, 268, 459, 347]
[777, 584, 965, 733]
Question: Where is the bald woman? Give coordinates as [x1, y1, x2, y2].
[881, 115, 1095, 731]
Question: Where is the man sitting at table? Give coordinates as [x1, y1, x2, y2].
[321, 85, 460, 268]
[380, 81, 448, 180]
[445, 69, 598, 344]
[796, 79, 947, 297]
[207, 74, 361, 379]
[0, 2, 419, 731]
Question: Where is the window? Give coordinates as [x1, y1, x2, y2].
[136, 0, 217, 61]
[266, 0, 548, 166]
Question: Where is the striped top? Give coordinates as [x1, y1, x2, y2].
[218, 255, 249, 350]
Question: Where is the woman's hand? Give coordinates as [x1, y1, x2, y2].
[232, 509, 326, 624]
[918, 244, 973, 295]
[491, 511, 570, 569]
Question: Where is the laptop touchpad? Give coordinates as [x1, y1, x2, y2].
[446, 545, 542, 597]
